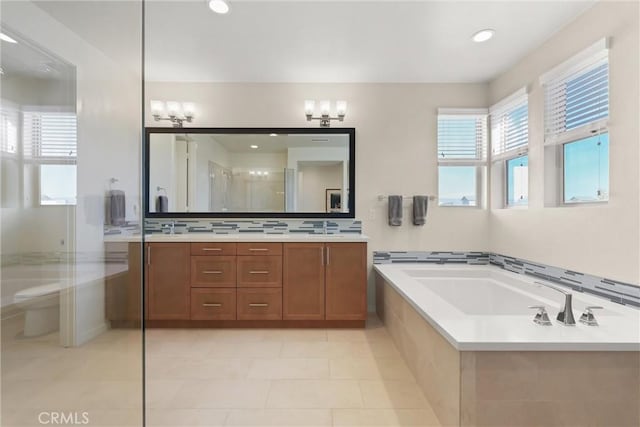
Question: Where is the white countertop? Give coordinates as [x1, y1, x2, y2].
[374, 263, 640, 352]
[104, 233, 368, 243]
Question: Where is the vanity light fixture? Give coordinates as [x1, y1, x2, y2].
[0, 33, 18, 44]
[304, 99, 347, 127]
[472, 29, 495, 43]
[208, 0, 230, 14]
[150, 100, 195, 127]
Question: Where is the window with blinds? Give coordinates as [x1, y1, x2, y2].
[541, 38, 609, 146]
[437, 109, 488, 163]
[490, 88, 528, 161]
[23, 111, 77, 163]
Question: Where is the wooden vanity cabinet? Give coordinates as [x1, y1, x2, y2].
[105, 242, 142, 327]
[283, 242, 367, 321]
[146, 242, 191, 320]
[283, 243, 326, 320]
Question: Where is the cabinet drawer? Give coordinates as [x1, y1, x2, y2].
[237, 242, 282, 256]
[237, 288, 282, 320]
[191, 243, 236, 256]
[191, 288, 236, 320]
[237, 256, 282, 288]
[191, 256, 236, 287]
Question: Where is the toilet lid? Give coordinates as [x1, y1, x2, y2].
[14, 282, 61, 301]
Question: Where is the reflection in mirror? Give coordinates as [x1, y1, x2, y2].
[148, 131, 353, 216]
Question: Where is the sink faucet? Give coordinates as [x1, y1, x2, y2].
[534, 281, 576, 326]
[322, 220, 328, 235]
[163, 220, 175, 235]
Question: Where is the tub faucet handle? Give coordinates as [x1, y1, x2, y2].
[579, 306, 603, 326]
[528, 305, 552, 326]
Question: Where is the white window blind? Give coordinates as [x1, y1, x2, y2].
[0, 107, 19, 155]
[490, 88, 528, 161]
[437, 108, 488, 164]
[541, 38, 609, 146]
[23, 111, 77, 163]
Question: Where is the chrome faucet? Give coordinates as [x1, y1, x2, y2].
[322, 220, 328, 235]
[534, 281, 576, 326]
[163, 220, 175, 235]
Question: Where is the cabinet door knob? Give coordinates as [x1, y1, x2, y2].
[249, 303, 268, 307]
[202, 303, 222, 307]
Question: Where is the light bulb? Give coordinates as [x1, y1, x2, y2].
[336, 100, 347, 117]
[182, 102, 196, 118]
[166, 101, 181, 117]
[150, 100, 165, 116]
[0, 33, 17, 44]
[304, 100, 315, 116]
[319, 100, 331, 116]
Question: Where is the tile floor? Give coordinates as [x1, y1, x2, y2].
[2, 314, 441, 426]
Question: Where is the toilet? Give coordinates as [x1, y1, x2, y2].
[14, 282, 61, 337]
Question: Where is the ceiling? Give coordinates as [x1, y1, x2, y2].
[0, 30, 75, 80]
[34, 0, 596, 83]
[189, 133, 349, 153]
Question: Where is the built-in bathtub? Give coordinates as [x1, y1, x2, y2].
[374, 264, 640, 426]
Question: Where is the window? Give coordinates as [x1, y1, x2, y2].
[541, 38, 609, 204]
[506, 155, 528, 206]
[23, 110, 77, 206]
[490, 88, 529, 207]
[1, 105, 19, 155]
[564, 133, 609, 203]
[437, 108, 488, 207]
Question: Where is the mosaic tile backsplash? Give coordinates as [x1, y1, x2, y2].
[143, 219, 362, 235]
[373, 250, 640, 308]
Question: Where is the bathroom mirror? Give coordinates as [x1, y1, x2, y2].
[145, 127, 355, 218]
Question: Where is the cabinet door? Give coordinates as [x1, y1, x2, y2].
[283, 243, 325, 320]
[325, 242, 367, 320]
[147, 243, 190, 320]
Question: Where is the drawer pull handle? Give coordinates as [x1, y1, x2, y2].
[249, 303, 269, 307]
[202, 248, 222, 251]
[249, 248, 268, 252]
[249, 271, 269, 274]
[203, 303, 222, 307]
[203, 270, 223, 274]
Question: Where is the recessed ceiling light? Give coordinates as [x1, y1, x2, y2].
[472, 29, 495, 43]
[269, 133, 278, 137]
[250, 145, 258, 149]
[208, 0, 230, 14]
[0, 33, 18, 44]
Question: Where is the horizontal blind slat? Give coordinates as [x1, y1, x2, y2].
[23, 111, 77, 161]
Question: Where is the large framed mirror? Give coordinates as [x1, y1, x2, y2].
[144, 127, 355, 218]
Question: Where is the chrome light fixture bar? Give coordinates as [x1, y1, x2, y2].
[150, 100, 195, 128]
[305, 100, 347, 127]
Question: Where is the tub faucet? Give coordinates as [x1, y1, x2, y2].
[534, 281, 576, 326]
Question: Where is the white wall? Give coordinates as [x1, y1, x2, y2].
[298, 163, 343, 212]
[2, 1, 142, 344]
[488, 1, 639, 284]
[146, 82, 490, 307]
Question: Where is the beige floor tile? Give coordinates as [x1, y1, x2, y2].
[146, 409, 228, 426]
[326, 327, 391, 342]
[208, 342, 283, 358]
[330, 358, 415, 381]
[83, 408, 143, 427]
[280, 341, 399, 359]
[171, 380, 272, 409]
[266, 380, 363, 409]
[225, 409, 332, 426]
[247, 358, 329, 380]
[359, 381, 429, 409]
[148, 356, 252, 380]
[146, 380, 186, 409]
[332, 409, 441, 426]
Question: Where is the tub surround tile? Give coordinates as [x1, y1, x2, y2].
[374, 250, 640, 307]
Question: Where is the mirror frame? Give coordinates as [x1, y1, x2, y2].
[144, 127, 356, 218]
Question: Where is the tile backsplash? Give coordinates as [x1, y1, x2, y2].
[144, 219, 362, 235]
[373, 250, 640, 308]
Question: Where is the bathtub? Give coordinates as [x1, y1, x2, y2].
[374, 263, 640, 426]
